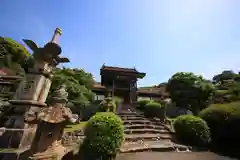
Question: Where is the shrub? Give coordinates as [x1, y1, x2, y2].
[144, 102, 164, 119]
[79, 112, 124, 160]
[199, 102, 240, 149]
[112, 96, 123, 111]
[99, 97, 116, 113]
[67, 102, 99, 121]
[173, 115, 211, 147]
[137, 99, 152, 110]
[112, 96, 123, 106]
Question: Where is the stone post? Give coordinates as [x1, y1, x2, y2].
[51, 28, 62, 44]
[0, 28, 69, 153]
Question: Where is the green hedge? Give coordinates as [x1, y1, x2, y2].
[144, 102, 165, 120]
[199, 102, 240, 149]
[112, 96, 123, 106]
[137, 99, 152, 111]
[79, 112, 124, 160]
[173, 115, 211, 147]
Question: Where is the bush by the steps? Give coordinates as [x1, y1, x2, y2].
[137, 99, 152, 111]
[112, 96, 123, 106]
[79, 112, 124, 160]
[173, 115, 211, 147]
[144, 102, 165, 119]
[199, 102, 240, 149]
[99, 97, 116, 113]
[112, 96, 123, 111]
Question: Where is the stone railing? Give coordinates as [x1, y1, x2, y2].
[0, 127, 34, 136]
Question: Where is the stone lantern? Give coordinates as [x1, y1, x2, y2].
[30, 85, 77, 159]
[0, 28, 70, 160]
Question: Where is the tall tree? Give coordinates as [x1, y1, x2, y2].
[212, 71, 240, 103]
[167, 72, 214, 115]
[49, 68, 95, 109]
[213, 70, 237, 84]
[0, 37, 30, 73]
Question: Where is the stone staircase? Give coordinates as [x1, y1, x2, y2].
[118, 109, 190, 153]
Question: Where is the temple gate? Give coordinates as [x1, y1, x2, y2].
[100, 65, 145, 106]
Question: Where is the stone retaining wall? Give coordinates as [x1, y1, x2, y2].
[62, 129, 84, 146]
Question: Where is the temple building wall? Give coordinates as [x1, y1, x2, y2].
[94, 94, 105, 101]
[137, 96, 161, 101]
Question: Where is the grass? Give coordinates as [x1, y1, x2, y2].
[0, 148, 17, 153]
[168, 117, 177, 122]
[64, 121, 87, 132]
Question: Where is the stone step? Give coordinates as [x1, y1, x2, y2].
[121, 117, 145, 121]
[118, 111, 137, 114]
[120, 140, 190, 153]
[125, 133, 172, 142]
[123, 119, 167, 125]
[124, 124, 165, 130]
[118, 112, 143, 116]
[118, 114, 144, 118]
[124, 128, 169, 134]
[123, 120, 152, 125]
[120, 140, 175, 153]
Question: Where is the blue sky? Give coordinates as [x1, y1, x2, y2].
[1, 0, 239, 86]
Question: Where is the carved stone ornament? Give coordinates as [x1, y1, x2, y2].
[24, 109, 38, 122]
[37, 85, 76, 123]
[37, 104, 74, 124]
[48, 85, 68, 103]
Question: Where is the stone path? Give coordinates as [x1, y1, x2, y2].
[116, 152, 237, 160]
[118, 109, 189, 153]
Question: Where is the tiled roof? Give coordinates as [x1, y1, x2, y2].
[101, 66, 138, 73]
[0, 68, 16, 76]
[0, 70, 6, 76]
[93, 82, 106, 89]
[137, 86, 169, 96]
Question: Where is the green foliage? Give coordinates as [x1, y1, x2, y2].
[0, 98, 8, 114]
[213, 70, 237, 83]
[173, 115, 211, 147]
[99, 97, 116, 113]
[144, 102, 164, 119]
[137, 99, 152, 110]
[213, 82, 240, 103]
[167, 72, 214, 115]
[212, 70, 240, 103]
[49, 68, 95, 110]
[228, 82, 240, 101]
[81, 104, 99, 121]
[0, 98, 10, 126]
[80, 112, 124, 160]
[112, 96, 123, 106]
[0, 37, 30, 73]
[199, 102, 240, 149]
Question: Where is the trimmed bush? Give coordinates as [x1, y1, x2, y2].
[99, 97, 116, 113]
[137, 99, 152, 110]
[199, 102, 240, 149]
[144, 102, 164, 119]
[112, 96, 123, 106]
[173, 115, 211, 147]
[80, 112, 124, 160]
[112, 96, 123, 111]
